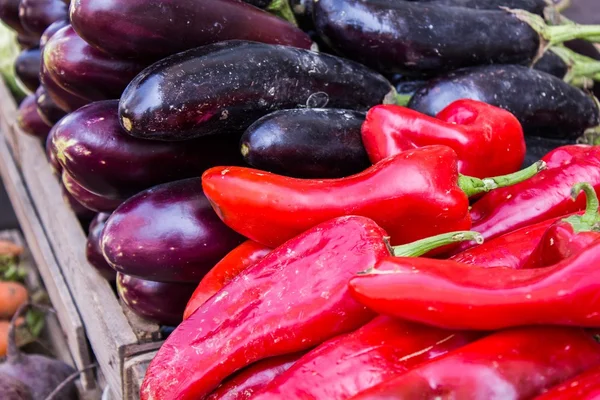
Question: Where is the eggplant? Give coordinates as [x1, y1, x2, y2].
[101, 178, 245, 282]
[19, 0, 67, 37]
[35, 85, 66, 125]
[117, 273, 197, 325]
[523, 136, 573, 167]
[408, 64, 600, 139]
[60, 182, 96, 222]
[405, 0, 547, 15]
[241, 108, 369, 178]
[14, 48, 40, 92]
[40, 64, 90, 112]
[86, 213, 116, 281]
[62, 171, 126, 213]
[533, 51, 568, 79]
[119, 40, 396, 141]
[39, 18, 68, 50]
[51, 100, 245, 199]
[16, 34, 39, 50]
[0, 0, 28, 35]
[17, 94, 50, 141]
[313, 0, 545, 76]
[45, 131, 61, 177]
[69, 0, 313, 60]
[43, 26, 148, 102]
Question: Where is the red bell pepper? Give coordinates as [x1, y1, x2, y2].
[349, 327, 600, 400]
[251, 316, 480, 400]
[183, 240, 271, 320]
[203, 145, 543, 248]
[349, 238, 600, 330]
[361, 99, 525, 178]
[534, 364, 600, 400]
[141, 216, 481, 400]
[523, 182, 600, 269]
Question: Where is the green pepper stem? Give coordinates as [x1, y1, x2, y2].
[389, 231, 483, 257]
[565, 182, 600, 231]
[266, 0, 298, 26]
[458, 161, 547, 198]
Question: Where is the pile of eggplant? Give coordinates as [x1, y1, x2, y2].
[3, 0, 600, 329]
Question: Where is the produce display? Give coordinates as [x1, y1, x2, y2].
[3, 0, 600, 398]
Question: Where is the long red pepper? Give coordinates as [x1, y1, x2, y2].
[349, 238, 600, 330]
[349, 327, 600, 400]
[140, 216, 481, 400]
[251, 316, 481, 400]
[203, 145, 543, 248]
[361, 100, 525, 178]
[534, 363, 600, 400]
[183, 240, 271, 320]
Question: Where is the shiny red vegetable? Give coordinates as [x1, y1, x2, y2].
[349, 327, 600, 400]
[361, 99, 525, 178]
[534, 363, 600, 400]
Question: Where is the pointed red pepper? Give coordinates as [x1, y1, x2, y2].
[361, 100, 525, 178]
[534, 363, 600, 400]
[349, 327, 600, 400]
[203, 145, 544, 248]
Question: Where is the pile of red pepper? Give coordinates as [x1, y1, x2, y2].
[141, 100, 600, 400]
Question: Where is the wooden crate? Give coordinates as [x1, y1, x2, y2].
[0, 79, 162, 399]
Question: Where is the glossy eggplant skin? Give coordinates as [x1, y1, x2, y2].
[62, 171, 126, 213]
[35, 85, 66, 125]
[86, 213, 116, 281]
[119, 40, 395, 141]
[16, 34, 39, 50]
[19, 0, 67, 37]
[241, 108, 369, 178]
[523, 136, 573, 167]
[101, 178, 245, 283]
[60, 182, 96, 222]
[43, 26, 148, 102]
[15, 48, 40, 92]
[313, 0, 539, 76]
[40, 64, 90, 112]
[52, 100, 245, 199]
[117, 273, 197, 325]
[533, 51, 568, 79]
[244, 0, 271, 7]
[17, 94, 50, 141]
[0, 0, 26, 34]
[45, 131, 62, 177]
[408, 65, 600, 139]
[69, 0, 312, 60]
[39, 19, 69, 50]
[408, 0, 546, 15]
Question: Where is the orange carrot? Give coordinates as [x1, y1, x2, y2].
[0, 282, 28, 319]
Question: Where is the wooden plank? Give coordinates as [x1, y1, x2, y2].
[123, 350, 157, 400]
[0, 75, 21, 164]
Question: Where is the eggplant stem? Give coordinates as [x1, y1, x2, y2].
[266, 0, 298, 26]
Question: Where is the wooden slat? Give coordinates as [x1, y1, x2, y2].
[123, 350, 158, 400]
[0, 75, 21, 164]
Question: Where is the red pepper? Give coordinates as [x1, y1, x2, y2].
[348, 238, 600, 330]
[141, 216, 480, 400]
[203, 145, 543, 248]
[361, 100, 525, 178]
[183, 240, 271, 320]
[523, 182, 600, 269]
[348, 327, 600, 400]
[251, 316, 480, 400]
[534, 363, 600, 400]
[206, 353, 303, 400]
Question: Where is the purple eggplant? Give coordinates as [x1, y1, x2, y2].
[406, 0, 547, 15]
[86, 213, 116, 281]
[16, 34, 39, 50]
[35, 85, 66, 125]
[43, 26, 148, 102]
[39, 18, 68, 50]
[0, 0, 29, 35]
[17, 94, 50, 140]
[101, 178, 245, 282]
[69, 0, 312, 60]
[119, 40, 396, 141]
[45, 131, 61, 177]
[60, 182, 96, 222]
[51, 100, 245, 199]
[62, 171, 126, 213]
[40, 65, 90, 112]
[19, 0, 67, 37]
[14, 48, 40, 92]
[117, 273, 197, 325]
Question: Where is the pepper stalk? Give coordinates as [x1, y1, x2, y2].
[458, 161, 547, 198]
[564, 182, 600, 232]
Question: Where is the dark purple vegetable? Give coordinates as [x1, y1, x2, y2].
[86, 213, 115, 281]
[119, 40, 396, 141]
[14, 48, 40, 92]
[388, 74, 428, 101]
[0, 0, 29, 35]
[62, 171, 126, 213]
[523, 136, 573, 167]
[40, 64, 90, 112]
[408, 64, 600, 139]
[533, 51, 569, 78]
[19, 0, 67, 37]
[117, 273, 197, 325]
[51, 100, 245, 199]
[244, 0, 271, 8]
[43, 26, 148, 102]
[17, 94, 50, 140]
[0, 372, 33, 400]
[101, 178, 245, 282]
[406, 0, 547, 15]
[60, 182, 96, 222]
[290, 0, 314, 30]
[39, 18, 69, 50]
[69, 0, 313, 60]
[16, 34, 39, 50]
[45, 130, 61, 177]
[241, 108, 369, 178]
[35, 85, 66, 125]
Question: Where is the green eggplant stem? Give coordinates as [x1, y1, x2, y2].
[459, 161, 547, 198]
[267, 0, 298, 26]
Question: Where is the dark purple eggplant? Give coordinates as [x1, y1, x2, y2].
[62, 171, 126, 213]
[119, 40, 396, 141]
[16, 34, 39, 49]
[533, 51, 569, 78]
[117, 273, 197, 325]
[523, 136, 573, 167]
[39, 18, 68, 50]
[86, 213, 116, 281]
[43, 26, 148, 102]
[40, 64, 90, 112]
[35, 85, 66, 125]
[101, 178, 245, 282]
[17, 94, 50, 140]
[19, 0, 67, 37]
[0, 0, 29, 35]
[408, 64, 600, 139]
[405, 0, 547, 15]
[69, 0, 313, 60]
[51, 100, 245, 199]
[14, 48, 40, 92]
[45, 131, 62, 177]
[388, 74, 428, 102]
[60, 182, 96, 222]
[241, 108, 369, 178]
